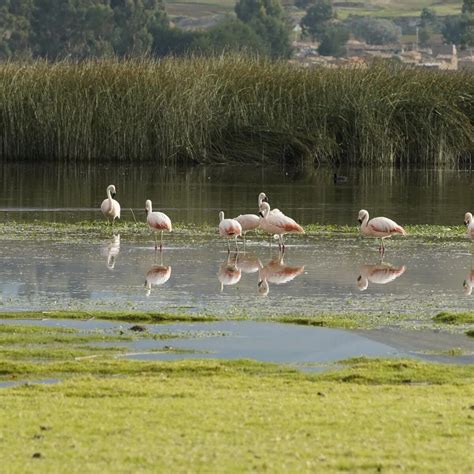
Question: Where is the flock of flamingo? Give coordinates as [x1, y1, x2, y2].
[101, 184, 474, 256]
[100, 184, 474, 296]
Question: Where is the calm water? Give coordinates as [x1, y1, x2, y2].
[0, 236, 472, 316]
[2, 319, 471, 366]
[0, 163, 473, 225]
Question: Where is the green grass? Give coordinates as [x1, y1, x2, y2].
[433, 312, 474, 325]
[0, 58, 472, 166]
[0, 358, 472, 472]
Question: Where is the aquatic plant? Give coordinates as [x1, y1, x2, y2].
[0, 56, 472, 165]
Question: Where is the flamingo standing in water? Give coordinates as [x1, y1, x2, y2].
[101, 184, 121, 225]
[259, 201, 304, 251]
[258, 192, 282, 215]
[234, 213, 260, 247]
[145, 199, 172, 251]
[464, 212, 474, 241]
[358, 209, 406, 256]
[219, 211, 242, 253]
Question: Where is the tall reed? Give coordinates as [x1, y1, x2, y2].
[0, 56, 472, 165]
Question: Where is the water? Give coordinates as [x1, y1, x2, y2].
[1, 319, 471, 366]
[0, 236, 472, 315]
[1, 163, 473, 225]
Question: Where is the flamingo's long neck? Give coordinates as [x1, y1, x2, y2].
[107, 188, 112, 203]
[361, 213, 369, 229]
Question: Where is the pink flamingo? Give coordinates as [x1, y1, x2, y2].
[145, 199, 172, 251]
[219, 211, 242, 253]
[358, 209, 406, 256]
[357, 263, 406, 291]
[234, 213, 260, 247]
[258, 192, 282, 215]
[259, 201, 304, 250]
[101, 184, 121, 226]
[464, 212, 474, 240]
[463, 269, 474, 296]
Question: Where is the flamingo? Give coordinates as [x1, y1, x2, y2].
[217, 253, 241, 292]
[358, 209, 406, 256]
[145, 199, 172, 251]
[234, 213, 260, 247]
[357, 262, 406, 291]
[259, 201, 304, 250]
[464, 212, 474, 240]
[145, 257, 172, 297]
[257, 253, 304, 296]
[219, 211, 242, 253]
[258, 192, 283, 215]
[101, 184, 121, 225]
[235, 253, 261, 274]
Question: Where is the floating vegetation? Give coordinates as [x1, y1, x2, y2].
[433, 312, 474, 325]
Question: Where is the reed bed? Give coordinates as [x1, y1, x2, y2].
[0, 56, 472, 165]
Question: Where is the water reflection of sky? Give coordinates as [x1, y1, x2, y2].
[0, 236, 472, 316]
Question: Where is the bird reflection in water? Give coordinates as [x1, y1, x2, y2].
[100, 234, 121, 270]
[145, 253, 172, 296]
[217, 253, 241, 292]
[257, 251, 305, 296]
[357, 261, 406, 291]
[463, 258, 474, 295]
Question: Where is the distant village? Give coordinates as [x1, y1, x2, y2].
[291, 38, 474, 71]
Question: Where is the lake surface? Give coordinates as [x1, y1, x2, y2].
[1, 163, 473, 225]
[0, 236, 472, 316]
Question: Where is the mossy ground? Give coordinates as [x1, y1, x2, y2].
[0, 358, 473, 473]
[0, 322, 473, 471]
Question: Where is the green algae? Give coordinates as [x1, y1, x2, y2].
[433, 312, 474, 325]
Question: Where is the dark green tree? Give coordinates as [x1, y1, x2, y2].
[234, 0, 291, 58]
[317, 25, 348, 56]
[300, 0, 333, 41]
[348, 16, 400, 45]
[0, 0, 33, 59]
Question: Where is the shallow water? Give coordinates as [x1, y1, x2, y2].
[1, 163, 473, 225]
[0, 235, 472, 316]
[1, 319, 471, 366]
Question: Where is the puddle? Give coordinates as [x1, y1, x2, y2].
[1, 319, 471, 366]
[0, 378, 61, 389]
[0, 237, 472, 317]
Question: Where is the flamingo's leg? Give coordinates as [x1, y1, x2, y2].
[235, 236, 239, 253]
[160, 231, 163, 252]
[227, 240, 230, 254]
[154, 233, 158, 251]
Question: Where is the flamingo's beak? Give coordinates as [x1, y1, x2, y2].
[357, 275, 362, 281]
[262, 196, 268, 203]
[259, 211, 264, 217]
[358, 218, 362, 224]
[111, 192, 116, 198]
[258, 280, 263, 287]
[464, 220, 469, 226]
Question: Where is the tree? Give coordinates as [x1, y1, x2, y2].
[189, 19, 268, 56]
[348, 16, 401, 45]
[234, 0, 291, 58]
[0, 0, 32, 59]
[300, 0, 333, 41]
[442, 0, 474, 47]
[317, 25, 348, 56]
[419, 7, 438, 28]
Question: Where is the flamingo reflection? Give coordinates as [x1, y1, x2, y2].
[217, 253, 241, 292]
[236, 253, 262, 275]
[357, 262, 406, 291]
[100, 234, 120, 270]
[145, 254, 172, 296]
[257, 252, 305, 296]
